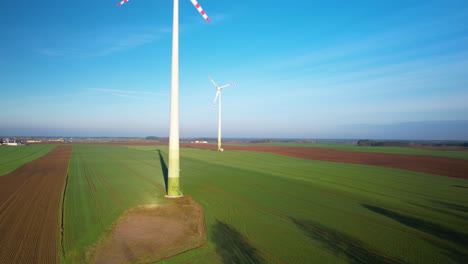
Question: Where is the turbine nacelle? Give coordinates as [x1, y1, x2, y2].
[209, 75, 236, 107]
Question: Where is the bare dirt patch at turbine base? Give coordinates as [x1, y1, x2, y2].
[0, 145, 72, 264]
[91, 196, 207, 264]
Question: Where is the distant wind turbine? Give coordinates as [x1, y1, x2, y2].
[118, 0, 211, 198]
[209, 75, 236, 152]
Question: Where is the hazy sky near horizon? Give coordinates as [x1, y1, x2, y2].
[1, 0, 468, 139]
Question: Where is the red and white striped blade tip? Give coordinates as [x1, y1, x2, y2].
[116, 0, 130, 6]
[190, 0, 211, 22]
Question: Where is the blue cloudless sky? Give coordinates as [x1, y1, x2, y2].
[1, 0, 468, 139]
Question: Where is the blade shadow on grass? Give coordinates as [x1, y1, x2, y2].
[429, 200, 468, 213]
[289, 217, 406, 264]
[406, 201, 468, 221]
[362, 204, 468, 248]
[363, 204, 468, 262]
[211, 220, 265, 264]
[156, 149, 168, 193]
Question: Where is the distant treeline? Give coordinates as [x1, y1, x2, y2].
[358, 139, 468, 147]
[249, 139, 318, 143]
[249, 139, 279, 143]
[424, 142, 468, 147]
[357, 140, 410, 147]
[145, 136, 168, 142]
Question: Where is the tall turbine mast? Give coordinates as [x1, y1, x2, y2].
[118, 0, 210, 198]
[168, 0, 181, 197]
[210, 75, 236, 151]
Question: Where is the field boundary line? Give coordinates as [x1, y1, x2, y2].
[59, 146, 73, 260]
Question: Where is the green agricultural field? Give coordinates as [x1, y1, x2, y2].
[62, 145, 168, 263]
[0, 144, 56, 176]
[227, 142, 468, 160]
[63, 145, 468, 264]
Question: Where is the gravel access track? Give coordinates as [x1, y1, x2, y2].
[0, 145, 72, 264]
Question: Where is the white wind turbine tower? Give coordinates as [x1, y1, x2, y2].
[117, 0, 211, 198]
[209, 75, 236, 151]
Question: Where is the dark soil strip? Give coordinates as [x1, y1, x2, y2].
[0, 145, 72, 264]
[60, 171, 71, 258]
[180, 144, 468, 180]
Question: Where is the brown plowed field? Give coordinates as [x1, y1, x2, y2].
[180, 144, 468, 180]
[0, 145, 72, 264]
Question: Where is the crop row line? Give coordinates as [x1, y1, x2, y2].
[101, 152, 165, 192]
[87, 157, 126, 206]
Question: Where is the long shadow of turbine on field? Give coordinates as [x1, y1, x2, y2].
[362, 204, 468, 248]
[211, 220, 265, 264]
[429, 200, 468, 213]
[363, 204, 468, 263]
[406, 201, 468, 221]
[289, 217, 405, 264]
[157, 149, 168, 193]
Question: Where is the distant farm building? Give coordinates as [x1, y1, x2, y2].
[48, 139, 65, 142]
[1, 138, 19, 146]
[190, 141, 208, 144]
[26, 140, 42, 143]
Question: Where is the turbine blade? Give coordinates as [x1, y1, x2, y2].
[219, 82, 236, 89]
[190, 0, 211, 22]
[212, 91, 220, 109]
[208, 75, 218, 88]
[116, 0, 130, 6]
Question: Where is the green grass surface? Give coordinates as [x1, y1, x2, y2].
[63, 145, 468, 264]
[225, 142, 468, 160]
[62, 145, 168, 263]
[0, 144, 56, 176]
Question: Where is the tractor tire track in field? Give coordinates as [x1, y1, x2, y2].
[181, 144, 468, 179]
[86, 155, 126, 207]
[212, 219, 288, 264]
[76, 153, 108, 226]
[0, 145, 72, 264]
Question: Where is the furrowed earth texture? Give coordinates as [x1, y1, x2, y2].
[0, 142, 467, 264]
[0, 145, 71, 264]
